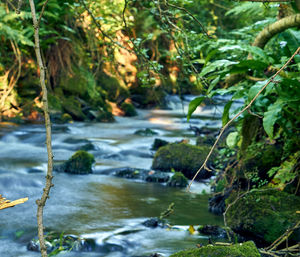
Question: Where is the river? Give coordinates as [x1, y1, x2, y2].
[0, 95, 233, 257]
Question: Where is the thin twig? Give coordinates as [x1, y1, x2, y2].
[165, 0, 210, 38]
[37, 0, 49, 27]
[187, 47, 300, 190]
[28, 0, 53, 256]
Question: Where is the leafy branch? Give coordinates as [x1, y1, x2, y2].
[187, 46, 300, 190]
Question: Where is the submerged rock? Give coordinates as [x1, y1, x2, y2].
[152, 143, 214, 179]
[54, 150, 95, 174]
[134, 128, 158, 136]
[198, 225, 228, 238]
[170, 241, 260, 257]
[167, 172, 188, 187]
[142, 218, 164, 228]
[112, 167, 170, 183]
[226, 189, 300, 246]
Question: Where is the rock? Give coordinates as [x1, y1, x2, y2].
[54, 150, 95, 174]
[198, 225, 228, 238]
[77, 142, 96, 151]
[209, 189, 232, 215]
[226, 189, 300, 246]
[113, 167, 169, 183]
[142, 218, 164, 228]
[170, 241, 260, 257]
[151, 138, 169, 151]
[146, 172, 170, 183]
[121, 102, 137, 117]
[152, 143, 214, 180]
[134, 128, 158, 136]
[167, 172, 188, 187]
[114, 167, 144, 179]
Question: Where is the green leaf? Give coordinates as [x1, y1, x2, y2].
[230, 60, 268, 74]
[226, 132, 239, 148]
[187, 96, 205, 121]
[222, 100, 233, 126]
[200, 60, 238, 76]
[263, 100, 283, 139]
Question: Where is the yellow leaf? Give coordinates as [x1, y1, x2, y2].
[0, 194, 28, 210]
[188, 225, 196, 234]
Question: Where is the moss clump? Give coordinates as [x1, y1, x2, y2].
[152, 143, 213, 179]
[121, 102, 137, 117]
[170, 241, 260, 257]
[226, 189, 300, 245]
[167, 172, 188, 187]
[60, 113, 73, 123]
[65, 150, 95, 174]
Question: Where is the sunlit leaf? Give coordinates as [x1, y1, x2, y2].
[187, 96, 205, 121]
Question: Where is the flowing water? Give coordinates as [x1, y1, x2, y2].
[0, 95, 237, 257]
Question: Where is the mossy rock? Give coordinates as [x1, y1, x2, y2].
[226, 189, 300, 245]
[121, 102, 137, 117]
[170, 241, 260, 257]
[61, 96, 86, 121]
[152, 143, 214, 179]
[48, 93, 62, 113]
[97, 73, 129, 103]
[60, 113, 73, 123]
[96, 110, 114, 122]
[167, 172, 188, 187]
[64, 150, 95, 174]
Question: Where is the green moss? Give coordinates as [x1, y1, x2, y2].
[60, 113, 73, 123]
[226, 189, 300, 244]
[61, 96, 86, 121]
[65, 150, 95, 174]
[48, 93, 62, 112]
[167, 172, 188, 187]
[170, 241, 260, 257]
[196, 135, 215, 146]
[121, 102, 137, 117]
[241, 142, 283, 181]
[152, 143, 213, 179]
[97, 73, 129, 102]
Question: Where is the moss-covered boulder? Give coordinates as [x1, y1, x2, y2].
[226, 189, 300, 245]
[170, 241, 260, 257]
[64, 150, 95, 174]
[167, 172, 188, 187]
[152, 143, 213, 179]
[121, 102, 137, 117]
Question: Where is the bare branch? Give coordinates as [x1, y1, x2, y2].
[28, 0, 53, 256]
